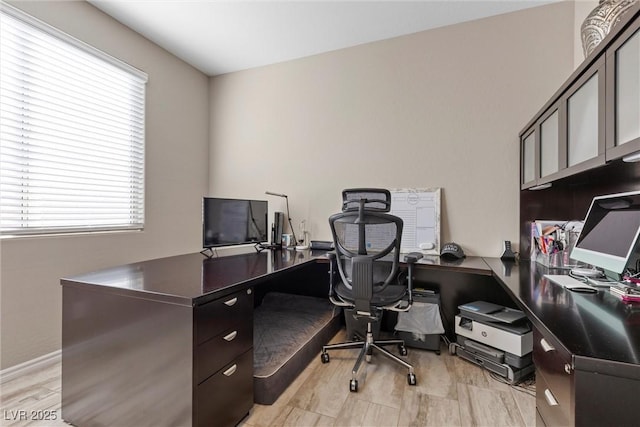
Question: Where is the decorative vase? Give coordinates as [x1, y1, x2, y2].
[581, 0, 638, 58]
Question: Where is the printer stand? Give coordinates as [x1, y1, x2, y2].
[451, 301, 534, 384]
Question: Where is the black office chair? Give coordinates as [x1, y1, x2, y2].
[320, 188, 422, 392]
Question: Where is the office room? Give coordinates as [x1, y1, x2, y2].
[2, 0, 640, 426]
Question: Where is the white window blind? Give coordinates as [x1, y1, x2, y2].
[0, 4, 148, 236]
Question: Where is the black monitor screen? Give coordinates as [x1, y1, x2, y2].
[577, 209, 640, 257]
[571, 191, 640, 274]
[203, 197, 268, 248]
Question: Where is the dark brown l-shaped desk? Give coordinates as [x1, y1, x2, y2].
[60, 250, 640, 427]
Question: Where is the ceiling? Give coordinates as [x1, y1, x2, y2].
[89, 0, 559, 76]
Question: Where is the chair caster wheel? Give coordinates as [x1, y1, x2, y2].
[349, 379, 358, 392]
[321, 352, 330, 363]
[407, 373, 417, 386]
[399, 345, 408, 356]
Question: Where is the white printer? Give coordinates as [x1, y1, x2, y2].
[450, 301, 534, 384]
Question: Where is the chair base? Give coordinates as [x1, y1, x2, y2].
[320, 323, 417, 392]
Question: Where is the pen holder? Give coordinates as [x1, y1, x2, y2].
[531, 226, 579, 268]
[534, 249, 572, 268]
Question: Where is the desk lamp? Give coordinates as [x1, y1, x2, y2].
[265, 191, 298, 248]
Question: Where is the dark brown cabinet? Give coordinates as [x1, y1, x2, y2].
[61, 281, 254, 427]
[533, 328, 572, 427]
[520, 4, 640, 189]
[196, 346, 254, 427]
[486, 259, 640, 427]
[520, 57, 606, 190]
[194, 288, 254, 427]
[60, 251, 312, 427]
[605, 18, 640, 161]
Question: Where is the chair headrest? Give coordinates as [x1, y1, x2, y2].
[342, 188, 391, 213]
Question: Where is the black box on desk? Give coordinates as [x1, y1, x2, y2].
[396, 291, 442, 353]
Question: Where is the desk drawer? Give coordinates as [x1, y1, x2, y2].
[536, 369, 570, 427]
[196, 349, 253, 427]
[533, 328, 572, 423]
[196, 323, 253, 384]
[195, 289, 253, 344]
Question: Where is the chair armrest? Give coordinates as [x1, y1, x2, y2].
[404, 252, 423, 264]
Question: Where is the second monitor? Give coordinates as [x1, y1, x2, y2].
[570, 190, 640, 280]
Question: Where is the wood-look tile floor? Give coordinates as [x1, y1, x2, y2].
[0, 329, 535, 427]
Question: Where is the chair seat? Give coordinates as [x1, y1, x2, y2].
[336, 282, 407, 307]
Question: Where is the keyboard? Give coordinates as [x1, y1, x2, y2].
[544, 275, 597, 293]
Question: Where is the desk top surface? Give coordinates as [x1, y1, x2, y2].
[61, 250, 318, 305]
[486, 258, 640, 370]
[412, 255, 491, 275]
[61, 250, 640, 369]
[60, 250, 491, 305]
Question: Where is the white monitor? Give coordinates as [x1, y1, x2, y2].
[570, 190, 640, 278]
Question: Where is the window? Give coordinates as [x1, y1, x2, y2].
[0, 4, 147, 236]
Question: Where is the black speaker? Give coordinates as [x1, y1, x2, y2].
[272, 211, 284, 247]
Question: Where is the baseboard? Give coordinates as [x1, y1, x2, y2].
[0, 350, 61, 384]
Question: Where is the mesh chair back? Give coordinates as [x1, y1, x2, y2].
[329, 190, 403, 315]
[342, 188, 391, 213]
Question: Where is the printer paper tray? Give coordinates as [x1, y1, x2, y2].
[455, 315, 532, 356]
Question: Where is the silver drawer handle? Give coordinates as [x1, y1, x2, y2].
[544, 389, 559, 406]
[223, 364, 237, 377]
[540, 338, 555, 353]
[223, 331, 237, 341]
[224, 297, 238, 306]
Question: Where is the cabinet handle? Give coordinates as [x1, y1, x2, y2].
[224, 297, 238, 306]
[544, 389, 559, 406]
[223, 364, 237, 376]
[540, 338, 555, 353]
[223, 331, 237, 341]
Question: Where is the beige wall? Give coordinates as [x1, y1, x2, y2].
[0, 1, 210, 369]
[209, 2, 576, 257]
[0, 1, 584, 370]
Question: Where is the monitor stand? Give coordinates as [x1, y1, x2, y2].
[570, 267, 604, 278]
[255, 243, 280, 253]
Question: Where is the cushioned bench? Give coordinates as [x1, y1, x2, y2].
[253, 292, 342, 405]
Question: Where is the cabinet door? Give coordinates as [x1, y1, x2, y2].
[606, 20, 640, 161]
[566, 57, 606, 172]
[521, 128, 537, 189]
[196, 349, 253, 427]
[540, 108, 561, 178]
[533, 328, 573, 427]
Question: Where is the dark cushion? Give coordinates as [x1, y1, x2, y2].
[253, 292, 342, 405]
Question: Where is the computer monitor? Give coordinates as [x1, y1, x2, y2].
[203, 197, 268, 248]
[570, 190, 640, 279]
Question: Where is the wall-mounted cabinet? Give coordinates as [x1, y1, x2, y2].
[565, 57, 606, 171]
[521, 128, 537, 187]
[520, 103, 564, 189]
[606, 18, 640, 161]
[539, 108, 560, 177]
[520, 58, 606, 189]
[520, 6, 639, 189]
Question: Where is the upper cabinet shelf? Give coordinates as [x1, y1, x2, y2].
[606, 17, 640, 161]
[520, 5, 640, 190]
